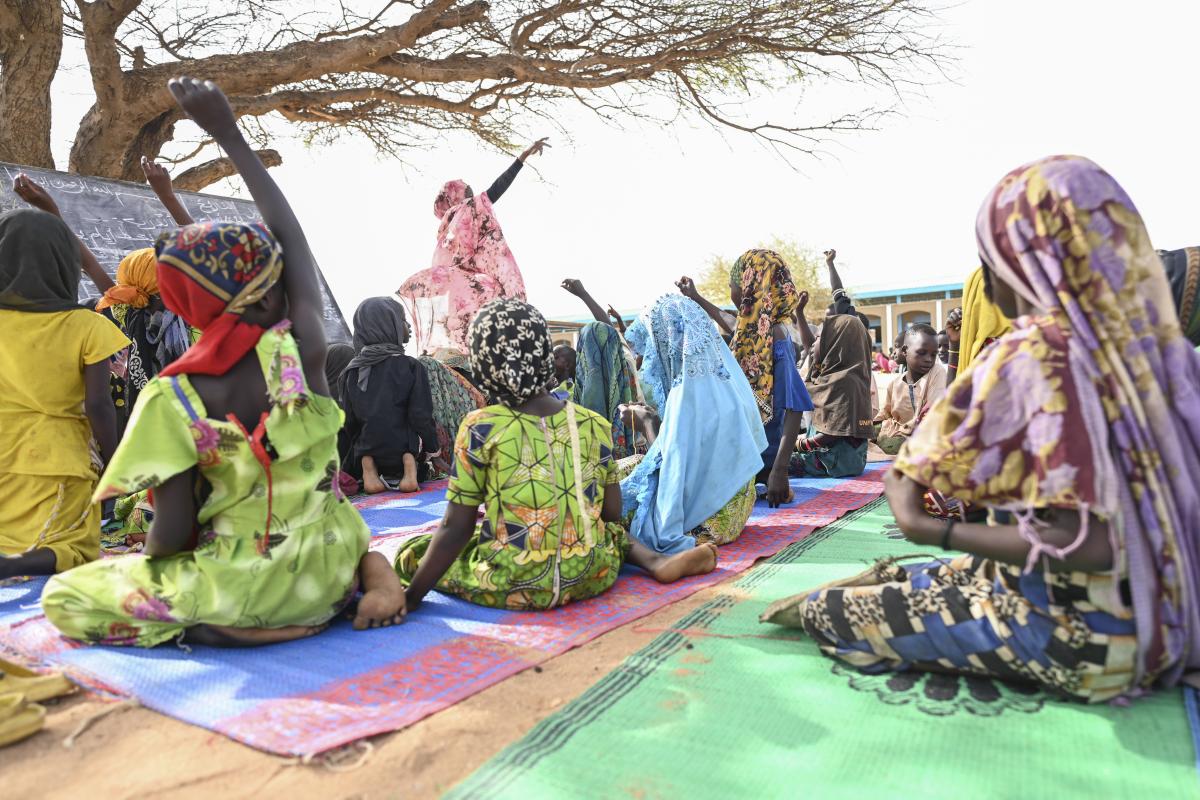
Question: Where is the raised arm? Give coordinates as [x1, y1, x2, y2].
[824, 249, 845, 295]
[485, 138, 549, 204]
[13, 174, 115, 295]
[794, 292, 815, 351]
[141, 157, 195, 226]
[944, 307, 963, 382]
[561, 278, 609, 324]
[167, 77, 329, 395]
[676, 276, 734, 337]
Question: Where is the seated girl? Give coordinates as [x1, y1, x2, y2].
[726, 250, 814, 507]
[765, 155, 1200, 702]
[619, 295, 767, 552]
[790, 314, 874, 478]
[872, 323, 947, 455]
[394, 299, 717, 612]
[417, 353, 485, 478]
[573, 321, 636, 460]
[0, 206, 127, 578]
[42, 77, 403, 645]
[341, 297, 439, 494]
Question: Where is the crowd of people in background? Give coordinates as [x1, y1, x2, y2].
[3, 76, 1200, 722]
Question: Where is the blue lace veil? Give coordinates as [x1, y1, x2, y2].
[620, 295, 767, 553]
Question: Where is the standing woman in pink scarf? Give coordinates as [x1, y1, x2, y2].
[398, 139, 549, 355]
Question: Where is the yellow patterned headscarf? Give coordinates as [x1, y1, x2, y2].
[730, 249, 800, 423]
[95, 248, 158, 311]
[956, 266, 1011, 373]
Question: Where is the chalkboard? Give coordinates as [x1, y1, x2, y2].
[0, 161, 350, 343]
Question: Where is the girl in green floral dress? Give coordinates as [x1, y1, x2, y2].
[395, 299, 719, 612]
[42, 77, 404, 646]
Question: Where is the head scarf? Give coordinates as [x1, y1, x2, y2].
[1158, 247, 1200, 347]
[434, 179, 471, 220]
[469, 299, 555, 406]
[730, 249, 801, 423]
[957, 265, 1012, 373]
[324, 342, 355, 398]
[155, 221, 283, 378]
[344, 297, 407, 392]
[896, 155, 1200, 690]
[572, 321, 635, 458]
[96, 248, 158, 311]
[0, 208, 84, 313]
[805, 314, 873, 438]
[621, 295, 767, 554]
[399, 191, 526, 355]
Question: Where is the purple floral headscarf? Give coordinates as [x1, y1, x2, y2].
[896, 155, 1200, 689]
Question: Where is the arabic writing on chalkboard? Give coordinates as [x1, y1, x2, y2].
[0, 161, 350, 342]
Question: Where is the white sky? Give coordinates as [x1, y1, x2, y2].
[46, 0, 1200, 321]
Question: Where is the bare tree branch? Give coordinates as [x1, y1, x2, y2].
[173, 148, 283, 191]
[13, 0, 950, 186]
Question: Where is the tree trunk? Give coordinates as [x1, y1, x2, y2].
[0, 0, 63, 168]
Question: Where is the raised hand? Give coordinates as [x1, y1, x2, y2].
[520, 137, 551, 161]
[945, 307, 963, 344]
[797, 289, 810, 310]
[823, 248, 836, 264]
[675, 276, 700, 300]
[168, 76, 239, 139]
[12, 174, 60, 217]
[606, 305, 626, 333]
[561, 278, 585, 296]
[141, 157, 174, 194]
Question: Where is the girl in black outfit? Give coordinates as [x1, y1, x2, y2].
[341, 298, 439, 493]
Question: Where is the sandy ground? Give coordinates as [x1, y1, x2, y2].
[0, 576, 737, 800]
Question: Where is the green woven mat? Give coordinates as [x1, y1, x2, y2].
[449, 499, 1199, 799]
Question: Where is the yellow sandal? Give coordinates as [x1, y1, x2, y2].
[0, 658, 76, 703]
[0, 693, 46, 748]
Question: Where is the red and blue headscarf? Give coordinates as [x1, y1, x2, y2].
[155, 221, 283, 378]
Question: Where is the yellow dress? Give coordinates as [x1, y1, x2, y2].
[0, 309, 128, 571]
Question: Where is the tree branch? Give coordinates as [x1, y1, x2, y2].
[173, 148, 283, 191]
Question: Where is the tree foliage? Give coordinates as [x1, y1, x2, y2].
[0, 1, 946, 188]
[697, 236, 833, 323]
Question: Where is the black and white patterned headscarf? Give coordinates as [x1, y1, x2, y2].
[469, 299, 556, 406]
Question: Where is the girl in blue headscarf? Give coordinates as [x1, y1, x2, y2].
[620, 294, 767, 554]
[572, 321, 636, 459]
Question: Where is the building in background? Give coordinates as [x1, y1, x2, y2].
[851, 282, 964, 349]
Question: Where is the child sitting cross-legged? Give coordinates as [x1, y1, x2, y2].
[872, 323, 947, 455]
[394, 299, 718, 612]
[42, 77, 404, 646]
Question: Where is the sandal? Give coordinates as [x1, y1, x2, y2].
[0, 693, 46, 748]
[0, 658, 76, 703]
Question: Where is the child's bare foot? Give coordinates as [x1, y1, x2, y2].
[353, 551, 406, 630]
[187, 622, 328, 647]
[649, 543, 718, 584]
[398, 452, 419, 493]
[362, 455, 387, 494]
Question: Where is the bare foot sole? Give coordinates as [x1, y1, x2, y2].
[651, 543, 718, 584]
[186, 622, 328, 647]
[352, 552, 407, 630]
[363, 475, 389, 494]
[398, 453, 419, 493]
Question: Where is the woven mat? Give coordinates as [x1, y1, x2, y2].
[449, 498, 1200, 799]
[0, 466, 888, 756]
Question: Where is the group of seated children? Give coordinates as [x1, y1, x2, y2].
[9, 74, 1200, 719]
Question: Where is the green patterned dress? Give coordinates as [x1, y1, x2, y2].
[42, 325, 370, 646]
[394, 403, 626, 610]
